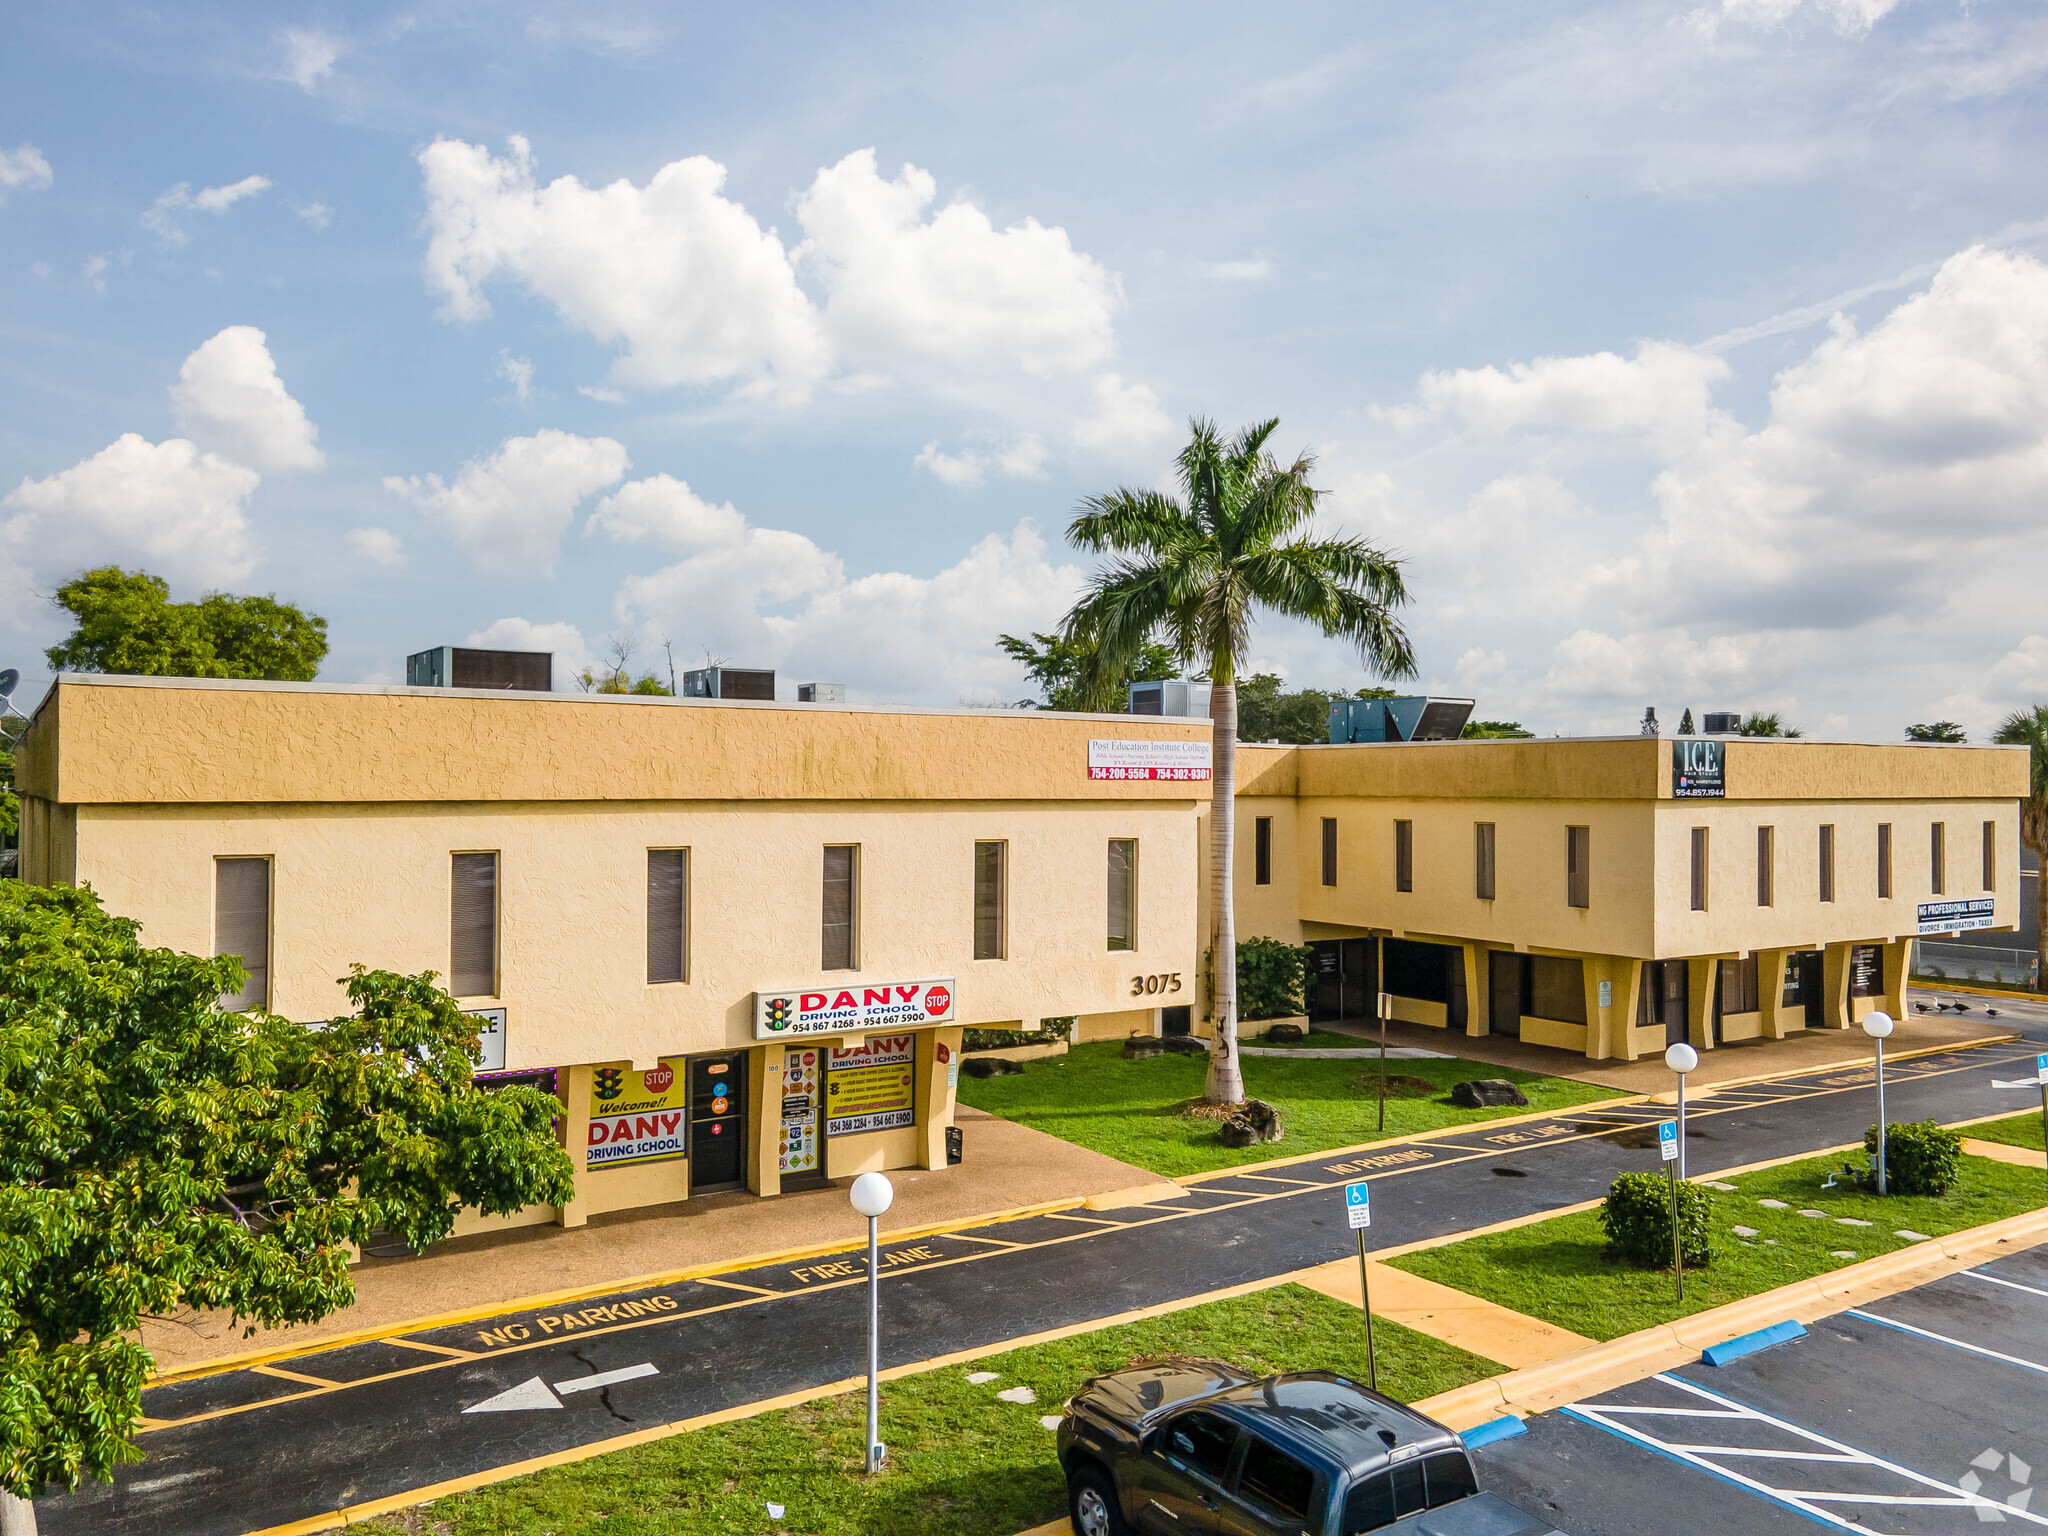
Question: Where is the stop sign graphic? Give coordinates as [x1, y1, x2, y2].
[641, 1063, 674, 1095]
[924, 985, 951, 1017]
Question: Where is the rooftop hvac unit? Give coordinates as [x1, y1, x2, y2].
[1328, 696, 1475, 744]
[1702, 712, 1742, 735]
[798, 682, 845, 703]
[405, 646, 552, 692]
[1127, 680, 1213, 718]
[682, 666, 775, 701]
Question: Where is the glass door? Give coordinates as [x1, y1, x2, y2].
[688, 1054, 748, 1194]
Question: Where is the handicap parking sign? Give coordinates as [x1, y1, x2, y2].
[2037, 1053, 2048, 1086]
[1345, 1180, 1371, 1230]
[1658, 1121, 1679, 1162]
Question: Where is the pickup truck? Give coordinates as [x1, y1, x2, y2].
[1056, 1361, 1561, 1535]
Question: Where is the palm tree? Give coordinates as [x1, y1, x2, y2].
[1061, 418, 1415, 1104]
[1992, 705, 2048, 991]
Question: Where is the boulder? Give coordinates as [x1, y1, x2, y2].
[962, 1056, 1023, 1079]
[1263, 1023, 1306, 1044]
[1216, 1097, 1285, 1148]
[1160, 1035, 1208, 1055]
[1123, 1035, 1166, 1060]
[1450, 1078, 1529, 1108]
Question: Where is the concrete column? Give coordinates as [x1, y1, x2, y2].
[1687, 958, 1718, 1050]
[916, 1026, 964, 1170]
[1612, 958, 1646, 1062]
[1756, 948, 1790, 1038]
[1880, 938, 1911, 1020]
[556, 1063, 593, 1229]
[1821, 942, 1853, 1029]
[750, 1042, 783, 1198]
[1461, 944, 1487, 1038]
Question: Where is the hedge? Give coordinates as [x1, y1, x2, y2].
[1600, 1171, 1713, 1268]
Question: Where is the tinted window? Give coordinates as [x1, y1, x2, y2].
[1423, 1451, 1477, 1506]
[1238, 1435, 1316, 1523]
[1163, 1411, 1236, 1483]
[1342, 1459, 1426, 1534]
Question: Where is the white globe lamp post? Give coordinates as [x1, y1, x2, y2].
[1664, 1042, 1698, 1183]
[1863, 1011, 1895, 1194]
[849, 1171, 895, 1474]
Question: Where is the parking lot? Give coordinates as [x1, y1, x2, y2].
[1476, 1243, 2048, 1533]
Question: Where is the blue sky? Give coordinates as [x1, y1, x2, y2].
[4, 0, 2047, 736]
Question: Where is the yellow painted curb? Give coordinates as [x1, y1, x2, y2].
[1084, 1182, 1188, 1211]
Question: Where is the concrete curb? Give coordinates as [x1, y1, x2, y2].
[1409, 1204, 2048, 1431]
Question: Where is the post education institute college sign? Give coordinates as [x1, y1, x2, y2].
[753, 978, 956, 1039]
[1086, 738, 1213, 782]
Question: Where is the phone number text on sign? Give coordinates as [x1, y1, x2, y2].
[1086, 739, 1212, 782]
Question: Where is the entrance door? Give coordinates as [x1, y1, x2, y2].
[689, 1054, 748, 1194]
[1445, 948, 1467, 1032]
[1798, 951, 1825, 1026]
[1341, 938, 1376, 1021]
[1488, 951, 1522, 1038]
[1310, 942, 1343, 1023]
[1662, 961, 1690, 1047]
[775, 1046, 827, 1189]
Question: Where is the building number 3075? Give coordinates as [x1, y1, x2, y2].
[1129, 973, 1183, 996]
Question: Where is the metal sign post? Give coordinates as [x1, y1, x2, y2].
[1658, 1120, 1683, 1303]
[1346, 1181, 1377, 1391]
[1376, 992, 1393, 1131]
[848, 1173, 894, 1474]
[2039, 1053, 2048, 1188]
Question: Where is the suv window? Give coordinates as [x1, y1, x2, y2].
[1238, 1434, 1317, 1523]
[1162, 1411, 1237, 1483]
[1423, 1450, 1477, 1506]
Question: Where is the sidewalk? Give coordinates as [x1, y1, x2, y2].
[137, 1106, 1160, 1375]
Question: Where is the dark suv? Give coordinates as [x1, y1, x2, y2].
[1056, 1362, 1560, 1535]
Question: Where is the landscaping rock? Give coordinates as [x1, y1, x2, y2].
[1216, 1098, 1285, 1148]
[1450, 1078, 1529, 1109]
[1758, 1199, 1791, 1210]
[1894, 1229, 1934, 1241]
[1123, 1036, 1166, 1060]
[1161, 1035, 1208, 1055]
[962, 1057, 1023, 1078]
[1731, 1225, 1760, 1238]
[1797, 1209, 1828, 1218]
[1264, 1023, 1307, 1044]
[1829, 1250, 1858, 1259]
[1835, 1217, 1874, 1227]
[1704, 1180, 1738, 1191]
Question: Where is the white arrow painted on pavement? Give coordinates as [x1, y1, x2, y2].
[462, 1363, 660, 1414]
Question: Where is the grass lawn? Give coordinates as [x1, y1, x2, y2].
[358, 1284, 1501, 1536]
[1968, 1108, 2047, 1153]
[1243, 1028, 1396, 1049]
[1390, 1150, 2048, 1342]
[957, 1039, 1621, 1178]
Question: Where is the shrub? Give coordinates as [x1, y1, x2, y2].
[1868, 1119, 1962, 1196]
[1239, 937, 1315, 1021]
[963, 1022, 1069, 1053]
[1601, 1172, 1713, 1268]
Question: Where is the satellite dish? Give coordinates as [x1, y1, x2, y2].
[0, 669, 17, 699]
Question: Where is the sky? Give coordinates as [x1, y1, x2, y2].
[3, 0, 2047, 739]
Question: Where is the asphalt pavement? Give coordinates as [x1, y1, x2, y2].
[40, 1032, 2043, 1536]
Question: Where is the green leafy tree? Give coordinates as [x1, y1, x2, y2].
[575, 635, 675, 696]
[43, 568, 328, 681]
[1677, 708, 1695, 734]
[1738, 712, 1804, 738]
[1460, 720, 1533, 739]
[1905, 720, 1967, 743]
[1060, 417, 1414, 1104]
[0, 885, 574, 1526]
[996, 631, 1180, 711]
[1992, 704, 2048, 990]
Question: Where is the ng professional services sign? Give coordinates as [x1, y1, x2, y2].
[1917, 897, 1996, 935]
[1672, 738, 1725, 799]
[754, 978, 955, 1039]
[1087, 738, 1212, 783]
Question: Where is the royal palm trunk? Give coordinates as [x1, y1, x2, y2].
[1205, 678, 1244, 1104]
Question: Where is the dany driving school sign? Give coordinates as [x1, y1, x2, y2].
[588, 1057, 688, 1169]
[1087, 738, 1212, 783]
[754, 978, 955, 1040]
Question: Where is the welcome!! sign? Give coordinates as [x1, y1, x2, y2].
[753, 978, 956, 1039]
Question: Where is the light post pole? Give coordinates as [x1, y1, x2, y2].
[1863, 1011, 1894, 1195]
[849, 1171, 894, 1474]
[1376, 990, 1393, 1131]
[1664, 1043, 1697, 1185]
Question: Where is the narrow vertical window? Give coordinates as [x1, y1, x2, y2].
[1326, 818, 1343, 888]
[1818, 825, 1835, 904]
[1566, 825, 1590, 909]
[1756, 826, 1774, 907]
[215, 856, 271, 1011]
[1254, 817, 1272, 886]
[1983, 820, 1996, 891]
[822, 844, 859, 970]
[1392, 820, 1412, 892]
[1930, 821, 1946, 895]
[646, 849, 688, 984]
[1475, 822, 1496, 901]
[1690, 827, 1709, 911]
[974, 841, 1006, 960]
[451, 852, 498, 997]
[1107, 839, 1137, 951]
[1877, 822, 1893, 898]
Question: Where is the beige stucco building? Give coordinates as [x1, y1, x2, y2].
[12, 675, 2028, 1232]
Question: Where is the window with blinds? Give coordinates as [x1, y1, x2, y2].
[1818, 824, 1835, 903]
[215, 857, 270, 1011]
[450, 852, 498, 998]
[1718, 955, 1760, 1014]
[823, 845, 858, 970]
[1877, 822, 1892, 898]
[1930, 821, 1946, 895]
[1984, 820, 1996, 890]
[1326, 818, 1342, 887]
[647, 849, 688, 984]
[1107, 839, 1136, 952]
[1566, 825, 1590, 909]
[1690, 827, 1709, 911]
[1254, 817, 1272, 886]
[974, 841, 1006, 960]
[1756, 826, 1774, 907]
[1475, 822, 1496, 901]
[1392, 819, 1410, 892]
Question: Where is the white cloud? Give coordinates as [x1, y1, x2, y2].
[81, 254, 108, 293]
[169, 326, 324, 472]
[296, 202, 332, 230]
[0, 144, 52, 202]
[912, 434, 1047, 487]
[416, 136, 1121, 400]
[1706, 0, 1901, 39]
[28, 261, 49, 278]
[385, 429, 629, 575]
[1201, 257, 1271, 281]
[143, 175, 272, 246]
[586, 473, 745, 552]
[346, 527, 405, 567]
[464, 617, 591, 683]
[793, 148, 1118, 379]
[1, 434, 260, 589]
[278, 28, 341, 89]
[914, 442, 986, 487]
[498, 352, 536, 403]
[1071, 372, 1174, 460]
[578, 385, 626, 403]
